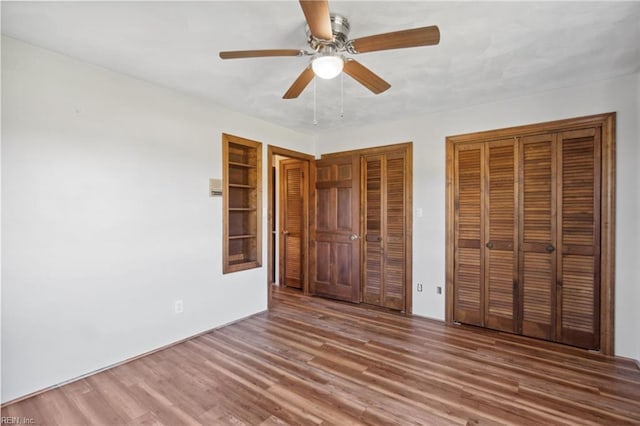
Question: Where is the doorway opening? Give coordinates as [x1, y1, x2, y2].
[267, 143, 413, 313]
[267, 146, 314, 308]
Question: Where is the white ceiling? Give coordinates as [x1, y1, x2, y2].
[2, 1, 640, 134]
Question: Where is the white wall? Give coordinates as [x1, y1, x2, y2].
[0, 37, 314, 403]
[2, 36, 639, 405]
[317, 73, 640, 360]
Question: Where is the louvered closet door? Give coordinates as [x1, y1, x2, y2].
[519, 134, 557, 341]
[484, 140, 518, 332]
[449, 115, 612, 351]
[362, 152, 406, 310]
[280, 159, 307, 289]
[557, 128, 601, 349]
[384, 152, 407, 309]
[453, 144, 483, 325]
[363, 155, 384, 306]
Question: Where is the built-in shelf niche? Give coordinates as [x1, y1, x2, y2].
[222, 133, 262, 273]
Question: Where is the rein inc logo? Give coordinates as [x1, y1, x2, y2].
[1, 418, 35, 425]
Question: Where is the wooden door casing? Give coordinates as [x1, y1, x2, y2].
[279, 159, 308, 289]
[310, 155, 361, 303]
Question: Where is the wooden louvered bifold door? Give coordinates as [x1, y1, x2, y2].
[453, 143, 483, 326]
[362, 151, 406, 310]
[280, 159, 307, 289]
[453, 127, 602, 350]
[484, 140, 518, 333]
[363, 155, 383, 306]
[557, 128, 601, 349]
[384, 153, 407, 309]
[449, 114, 613, 353]
[519, 133, 558, 341]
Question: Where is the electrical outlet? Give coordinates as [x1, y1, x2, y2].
[437, 286, 442, 295]
[416, 207, 423, 218]
[174, 300, 184, 314]
[417, 283, 423, 292]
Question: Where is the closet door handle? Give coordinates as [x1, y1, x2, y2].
[546, 244, 555, 253]
[485, 241, 494, 249]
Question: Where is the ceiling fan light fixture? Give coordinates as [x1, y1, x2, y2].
[311, 55, 344, 79]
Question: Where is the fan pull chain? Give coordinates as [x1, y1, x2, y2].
[313, 78, 318, 125]
[340, 73, 344, 119]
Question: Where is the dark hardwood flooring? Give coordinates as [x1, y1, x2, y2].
[3, 287, 640, 425]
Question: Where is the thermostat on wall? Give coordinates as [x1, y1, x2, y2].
[209, 178, 222, 197]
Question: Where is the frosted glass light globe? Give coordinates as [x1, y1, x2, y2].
[312, 55, 344, 79]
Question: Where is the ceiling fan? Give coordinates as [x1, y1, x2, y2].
[219, 0, 440, 99]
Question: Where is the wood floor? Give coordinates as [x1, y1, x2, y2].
[3, 288, 640, 425]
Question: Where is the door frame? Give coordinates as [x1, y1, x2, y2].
[445, 113, 616, 355]
[267, 145, 315, 309]
[320, 142, 414, 313]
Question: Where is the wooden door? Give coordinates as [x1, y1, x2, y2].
[519, 133, 558, 341]
[362, 151, 407, 310]
[484, 139, 518, 332]
[453, 143, 484, 326]
[447, 113, 615, 354]
[279, 159, 308, 289]
[556, 128, 601, 349]
[454, 140, 518, 329]
[310, 155, 361, 302]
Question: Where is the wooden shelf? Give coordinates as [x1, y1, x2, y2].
[229, 161, 256, 168]
[222, 134, 262, 274]
[229, 234, 257, 240]
[228, 258, 258, 266]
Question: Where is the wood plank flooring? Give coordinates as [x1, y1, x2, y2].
[3, 287, 640, 425]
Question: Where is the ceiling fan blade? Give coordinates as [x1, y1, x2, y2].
[283, 67, 315, 99]
[299, 0, 333, 41]
[219, 49, 304, 60]
[343, 60, 390, 95]
[348, 25, 440, 54]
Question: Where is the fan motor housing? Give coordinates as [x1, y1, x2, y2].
[306, 14, 350, 51]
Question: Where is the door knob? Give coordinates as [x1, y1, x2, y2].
[282, 230, 289, 235]
[349, 234, 359, 241]
[546, 244, 555, 253]
[485, 241, 494, 249]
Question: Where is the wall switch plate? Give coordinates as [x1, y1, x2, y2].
[437, 286, 442, 295]
[417, 283, 423, 292]
[174, 300, 184, 314]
